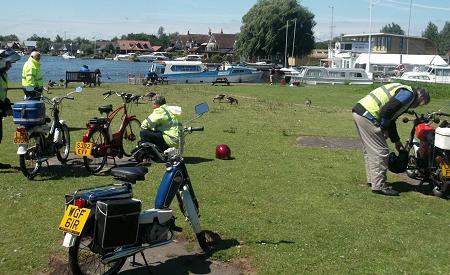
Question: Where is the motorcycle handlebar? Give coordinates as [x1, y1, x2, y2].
[184, 126, 204, 133]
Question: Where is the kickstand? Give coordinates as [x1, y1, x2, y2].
[128, 252, 152, 274]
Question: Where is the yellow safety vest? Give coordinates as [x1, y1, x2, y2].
[358, 83, 414, 120]
[0, 73, 7, 102]
[141, 104, 182, 147]
[22, 57, 44, 87]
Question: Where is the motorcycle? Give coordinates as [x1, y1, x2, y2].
[59, 102, 210, 275]
[13, 87, 82, 179]
[402, 110, 450, 197]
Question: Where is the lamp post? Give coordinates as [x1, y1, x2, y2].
[367, 0, 373, 74]
[291, 19, 297, 66]
[329, 6, 334, 51]
[406, 0, 413, 54]
[284, 20, 289, 68]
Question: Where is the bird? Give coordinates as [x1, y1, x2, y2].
[225, 96, 238, 105]
[304, 98, 311, 107]
[213, 94, 226, 102]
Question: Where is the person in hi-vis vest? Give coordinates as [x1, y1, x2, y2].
[352, 83, 430, 196]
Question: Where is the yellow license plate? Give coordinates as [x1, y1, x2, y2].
[58, 205, 91, 235]
[13, 130, 28, 144]
[441, 163, 450, 177]
[74, 141, 93, 156]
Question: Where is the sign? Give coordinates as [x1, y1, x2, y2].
[74, 141, 93, 156]
[58, 205, 91, 235]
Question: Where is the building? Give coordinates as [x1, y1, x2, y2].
[329, 33, 438, 73]
[169, 30, 236, 57]
[116, 40, 153, 54]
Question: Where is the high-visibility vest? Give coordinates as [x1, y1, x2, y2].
[358, 83, 414, 121]
[21, 57, 43, 87]
[0, 73, 7, 102]
[141, 104, 182, 147]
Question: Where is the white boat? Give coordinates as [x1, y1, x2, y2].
[113, 53, 136, 61]
[391, 65, 450, 84]
[61, 52, 76, 59]
[149, 61, 263, 84]
[290, 66, 373, 85]
[174, 54, 203, 61]
[137, 52, 169, 62]
[244, 61, 277, 71]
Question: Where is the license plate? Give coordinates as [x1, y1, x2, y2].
[74, 141, 93, 156]
[58, 205, 91, 236]
[13, 130, 28, 144]
[441, 163, 450, 177]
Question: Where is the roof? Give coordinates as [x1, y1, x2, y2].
[117, 40, 152, 51]
[354, 54, 447, 66]
[212, 33, 235, 49]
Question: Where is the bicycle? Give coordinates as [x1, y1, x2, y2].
[13, 87, 82, 179]
[76, 91, 141, 174]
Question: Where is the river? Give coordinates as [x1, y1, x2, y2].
[7, 55, 152, 84]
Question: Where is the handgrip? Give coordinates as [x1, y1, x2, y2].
[190, 126, 204, 132]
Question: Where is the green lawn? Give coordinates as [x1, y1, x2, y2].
[0, 82, 449, 274]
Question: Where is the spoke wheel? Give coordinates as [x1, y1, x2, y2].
[56, 124, 71, 163]
[83, 130, 108, 174]
[121, 118, 141, 157]
[19, 134, 43, 179]
[69, 219, 126, 275]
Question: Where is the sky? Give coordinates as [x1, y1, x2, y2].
[1, 0, 450, 42]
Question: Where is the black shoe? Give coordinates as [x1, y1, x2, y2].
[0, 163, 11, 169]
[372, 187, 399, 196]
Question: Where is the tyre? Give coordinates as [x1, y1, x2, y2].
[121, 118, 141, 157]
[83, 129, 108, 174]
[56, 124, 71, 163]
[180, 185, 210, 252]
[19, 133, 43, 179]
[69, 219, 126, 275]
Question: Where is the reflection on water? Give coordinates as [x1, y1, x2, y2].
[8, 55, 152, 84]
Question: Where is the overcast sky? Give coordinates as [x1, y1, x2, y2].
[1, 0, 449, 41]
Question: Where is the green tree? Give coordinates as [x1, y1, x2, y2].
[0, 34, 19, 41]
[236, 0, 315, 60]
[105, 43, 116, 54]
[380, 22, 405, 35]
[55, 34, 63, 43]
[27, 34, 52, 53]
[439, 21, 450, 55]
[422, 22, 440, 52]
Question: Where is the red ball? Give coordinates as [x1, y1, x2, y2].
[215, 144, 231, 159]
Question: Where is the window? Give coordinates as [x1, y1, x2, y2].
[349, 72, 363, 78]
[170, 65, 202, 72]
[329, 71, 345, 78]
[305, 69, 324, 77]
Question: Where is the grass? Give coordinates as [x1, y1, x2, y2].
[0, 82, 449, 274]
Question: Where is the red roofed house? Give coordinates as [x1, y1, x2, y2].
[117, 40, 153, 54]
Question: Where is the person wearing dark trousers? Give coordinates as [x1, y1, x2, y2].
[0, 50, 20, 169]
[352, 83, 430, 196]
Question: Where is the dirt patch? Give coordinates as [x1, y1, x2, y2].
[297, 136, 362, 150]
[40, 232, 248, 275]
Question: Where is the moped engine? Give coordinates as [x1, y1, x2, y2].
[139, 222, 170, 244]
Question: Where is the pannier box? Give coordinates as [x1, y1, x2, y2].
[12, 100, 46, 126]
[95, 198, 141, 249]
[435, 127, 450, 150]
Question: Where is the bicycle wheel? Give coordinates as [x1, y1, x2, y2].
[121, 118, 141, 157]
[83, 129, 108, 174]
[180, 185, 210, 252]
[56, 124, 71, 163]
[19, 133, 43, 179]
[69, 218, 126, 275]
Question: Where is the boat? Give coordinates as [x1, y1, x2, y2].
[174, 54, 203, 61]
[290, 66, 373, 85]
[149, 61, 263, 84]
[391, 65, 450, 84]
[137, 52, 169, 62]
[243, 61, 277, 71]
[61, 52, 76, 59]
[113, 53, 136, 61]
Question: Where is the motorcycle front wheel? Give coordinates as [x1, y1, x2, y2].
[180, 185, 210, 252]
[56, 124, 71, 163]
[19, 133, 43, 179]
[121, 118, 141, 157]
[69, 219, 126, 275]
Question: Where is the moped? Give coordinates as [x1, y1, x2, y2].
[59, 102, 210, 275]
[402, 110, 450, 197]
[13, 87, 82, 179]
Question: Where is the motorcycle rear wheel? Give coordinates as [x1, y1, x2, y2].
[19, 133, 43, 179]
[121, 118, 141, 157]
[83, 129, 108, 174]
[69, 219, 126, 275]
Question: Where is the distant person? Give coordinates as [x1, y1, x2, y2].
[352, 83, 430, 196]
[80, 65, 90, 72]
[94, 68, 102, 86]
[270, 67, 275, 85]
[0, 50, 20, 169]
[146, 70, 158, 85]
[22, 51, 45, 98]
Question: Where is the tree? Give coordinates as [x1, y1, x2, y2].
[55, 35, 63, 43]
[0, 34, 19, 41]
[380, 22, 405, 35]
[422, 22, 440, 51]
[236, 0, 315, 60]
[27, 34, 52, 53]
[439, 21, 450, 55]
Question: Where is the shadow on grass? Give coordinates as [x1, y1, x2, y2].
[68, 126, 87, 131]
[391, 181, 436, 196]
[118, 230, 240, 275]
[183, 156, 215, 164]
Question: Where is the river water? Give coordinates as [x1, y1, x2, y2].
[7, 55, 152, 84]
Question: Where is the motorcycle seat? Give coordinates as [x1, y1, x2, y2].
[98, 105, 113, 114]
[111, 166, 149, 183]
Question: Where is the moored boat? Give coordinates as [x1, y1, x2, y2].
[61, 52, 76, 59]
[290, 66, 373, 85]
[391, 65, 450, 84]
